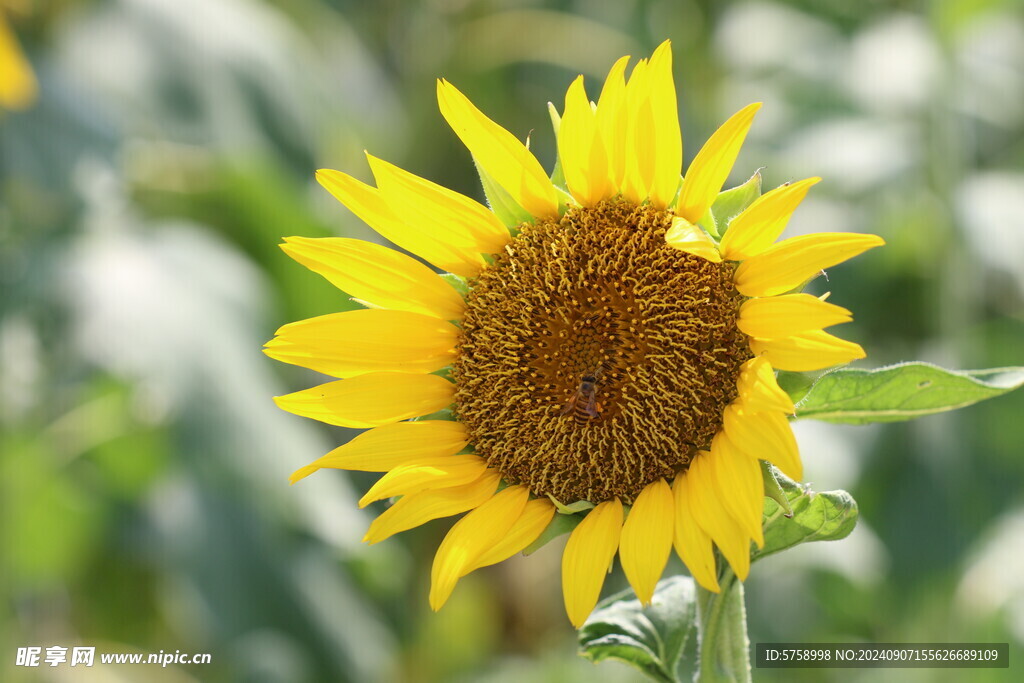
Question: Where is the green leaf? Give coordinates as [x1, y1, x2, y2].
[472, 156, 533, 229]
[776, 370, 815, 406]
[794, 362, 1024, 425]
[523, 511, 581, 555]
[710, 171, 762, 238]
[579, 576, 697, 683]
[753, 467, 858, 563]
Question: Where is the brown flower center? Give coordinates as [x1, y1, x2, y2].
[453, 199, 750, 504]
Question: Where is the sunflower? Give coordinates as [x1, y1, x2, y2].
[267, 40, 883, 628]
[0, 7, 38, 110]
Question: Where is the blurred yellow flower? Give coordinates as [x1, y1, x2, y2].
[0, 10, 37, 110]
[267, 40, 883, 628]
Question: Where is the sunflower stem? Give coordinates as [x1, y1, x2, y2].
[694, 568, 751, 683]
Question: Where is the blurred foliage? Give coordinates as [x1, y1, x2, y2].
[1, 0, 1022, 681]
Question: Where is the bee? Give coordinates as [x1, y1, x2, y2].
[560, 374, 602, 425]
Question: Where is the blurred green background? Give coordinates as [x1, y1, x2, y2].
[2, 0, 1022, 681]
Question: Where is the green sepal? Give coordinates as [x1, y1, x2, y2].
[547, 494, 595, 514]
[430, 366, 452, 381]
[545, 102, 574, 216]
[793, 362, 1024, 425]
[696, 205, 718, 237]
[439, 272, 469, 297]
[349, 297, 384, 310]
[710, 170, 762, 239]
[472, 155, 533, 229]
[523, 509, 582, 555]
[411, 407, 455, 422]
[547, 102, 567, 190]
[759, 460, 793, 518]
[578, 576, 697, 683]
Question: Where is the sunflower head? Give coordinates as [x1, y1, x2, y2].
[454, 198, 751, 506]
[267, 40, 883, 628]
[0, 10, 38, 110]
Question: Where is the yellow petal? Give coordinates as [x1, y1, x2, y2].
[736, 357, 795, 415]
[723, 404, 803, 481]
[279, 237, 465, 321]
[750, 330, 866, 372]
[719, 178, 821, 260]
[708, 432, 764, 548]
[676, 103, 762, 224]
[466, 498, 556, 572]
[359, 455, 490, 508]
[734, 232, 885, 297]
[619, 479, 674, 605]
[672, 474, 720, 593]
[363, 469, 501, 544]
[274, 372, 453, 428]
[686, 455, 751, 581]
[0, 14, 37, 110]
[559, 75, 611, 207]
[316, 168, 484, 277]
[366, 153, 510, 254]
[436, 79, 559, 220]
[562, 499, 623, 628]
[738, 293, 852, 340]
[620, 58, 652, 204]
[665, 217, 723, 263]
[289, 421, 468, 483]
[596, 55, 630, 191]
[429, 485, 530, 610]
[646, 40, 683, 209]
[264, 309, 457, 378]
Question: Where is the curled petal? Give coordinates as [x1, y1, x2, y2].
[723, 404, 803, 481]
[736, 357, 795, 415]
[665, 217, 723, 263]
